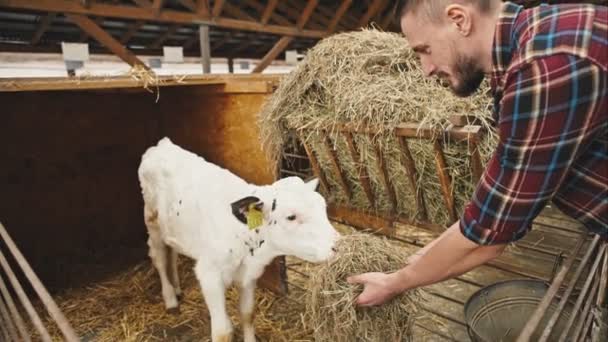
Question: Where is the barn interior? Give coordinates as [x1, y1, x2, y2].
[0, 1, 606, 341]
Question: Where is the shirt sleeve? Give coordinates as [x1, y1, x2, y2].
[460, 55, 605, 245]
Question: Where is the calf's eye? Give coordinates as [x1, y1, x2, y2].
[287, 215, 296, 221]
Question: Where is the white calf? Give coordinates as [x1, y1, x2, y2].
[138, 138, 339, 342]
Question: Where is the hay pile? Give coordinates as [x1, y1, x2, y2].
[306, 234, 423, 342]
[259, 29, 498, 226]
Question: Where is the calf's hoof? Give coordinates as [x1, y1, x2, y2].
[166, 306, 180, 315]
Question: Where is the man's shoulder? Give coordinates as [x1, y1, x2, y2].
[510, 3, 607, 72]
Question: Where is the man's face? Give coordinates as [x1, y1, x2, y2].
[401, 11, 485, 97]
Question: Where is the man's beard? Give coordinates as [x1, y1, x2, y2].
[449, 54, 485, 97]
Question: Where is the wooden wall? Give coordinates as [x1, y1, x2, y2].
[0, 81, 277, 291]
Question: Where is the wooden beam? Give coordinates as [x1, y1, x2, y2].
[177, 0, 196, 12]
[120, 20, 145, 44]
[297, 0, 319, 29]
[261, 0, 279, 24]
[358, 0, 385, 27]
[152, 0, 164, 15]
[243, 0, 290, 26]
[327, 0, 352, 33]
[252, 36, 292, 73]
[317, 3, 358, 30]
[30, 13, 56, 45]
[252, 0, 317, 73]
[65, 13, 149, 70]
[196, 0, 209, 16]
[79, 16, 104, 42]
[0, 0, 326, 38]
[283, 0, 325, 30]
[150, 24, 180, 49]
[212, 0, 225, 17]
[223, 2, 255, 21]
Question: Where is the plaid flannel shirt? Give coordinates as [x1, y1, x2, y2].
[460, 2, 608, 245]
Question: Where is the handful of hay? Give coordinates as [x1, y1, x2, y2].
[259, 29, 499, 226]
[305, 234, 423, 342]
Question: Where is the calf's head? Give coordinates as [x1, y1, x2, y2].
[231, 177, 339, 263]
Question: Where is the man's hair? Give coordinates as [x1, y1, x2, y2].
[396, 0, 495, 22]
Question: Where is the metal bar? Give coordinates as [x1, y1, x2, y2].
[0, 249, 51, 341]
[279, 169, 310, 178]
[0, 223, 79, 341]
[580, 311, 595, 342]
[297, 132, 330, 194]
[572, 275, 600, 341]
[432, 139, 457, 222]
[0, 268, 30, 342]
[558, 243, 606, 342]
[322, 133, 352, 199]
[516, 236, 586, 342]
[396, 136, 428, 221]
[598, 245, 608, 306]
[540, 235, 602, 341]
[371, 136, 398, 214]
[0, 283, 20, 342]
[0, 315, 10, 342]
[344, 132, 376, 208]
[283, 153, 309, 160]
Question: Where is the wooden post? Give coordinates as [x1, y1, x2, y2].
[469, 138, 484, 184]
[252, 36, 293, 73]
[322, 133, 352, 199]
[199, 24, 211, 74]
[432, 139, 457, 222]
[65, 13, 149, 70]
[344, 132, 375, 208]
[397, 136, 428, 221]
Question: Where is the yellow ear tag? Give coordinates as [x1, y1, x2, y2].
[246, 203, 264, 230]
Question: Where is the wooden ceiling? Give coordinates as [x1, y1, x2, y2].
[0, 1, 401, 67]
[0, 1, 606, 72]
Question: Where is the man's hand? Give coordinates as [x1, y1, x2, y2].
[346, 272, 402, 306]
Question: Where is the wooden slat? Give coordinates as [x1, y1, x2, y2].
[344, 132, 375, 208]
[0, 0, 326, 38]
[433, 139, 457, 222]
[397, 136, 428, 221]
[79, 16, 104, 42]
[223, 2, 256, 21]
[298, 133, 330, 194]
[30, 13, 56, 45]
[150, 24, 179, 49]
[120, 20, 144, 44]
[372, 136, 398, 215]
[449, 114, 484, 127]
[327, 0, 352, 33]
[243, 0, 290, 26]
[358, 0, 385, 27]
[469, 138, 484, 184]
[251, 36, 293, 73]
[261, 0, 279, 24]
[65, 13, 149, 70]
[212, 0, 225, 17]
[322, 133, 352, 199]
[328, 205, 394, 236]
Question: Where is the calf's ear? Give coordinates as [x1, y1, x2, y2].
[231, 196, 263, 224]
[305, 178, 320, 192]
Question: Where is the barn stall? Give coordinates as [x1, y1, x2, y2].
[0, 0, 607, 341]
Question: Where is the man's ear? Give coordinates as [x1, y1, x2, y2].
[231, 196, 263, 224]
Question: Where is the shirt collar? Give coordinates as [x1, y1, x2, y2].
[491, 2, 524, 92]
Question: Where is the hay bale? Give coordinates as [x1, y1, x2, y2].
[305, 234, 423, 342]
[258, 29, 498, 226]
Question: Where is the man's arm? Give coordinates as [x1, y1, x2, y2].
[348, 55, 604, 306]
